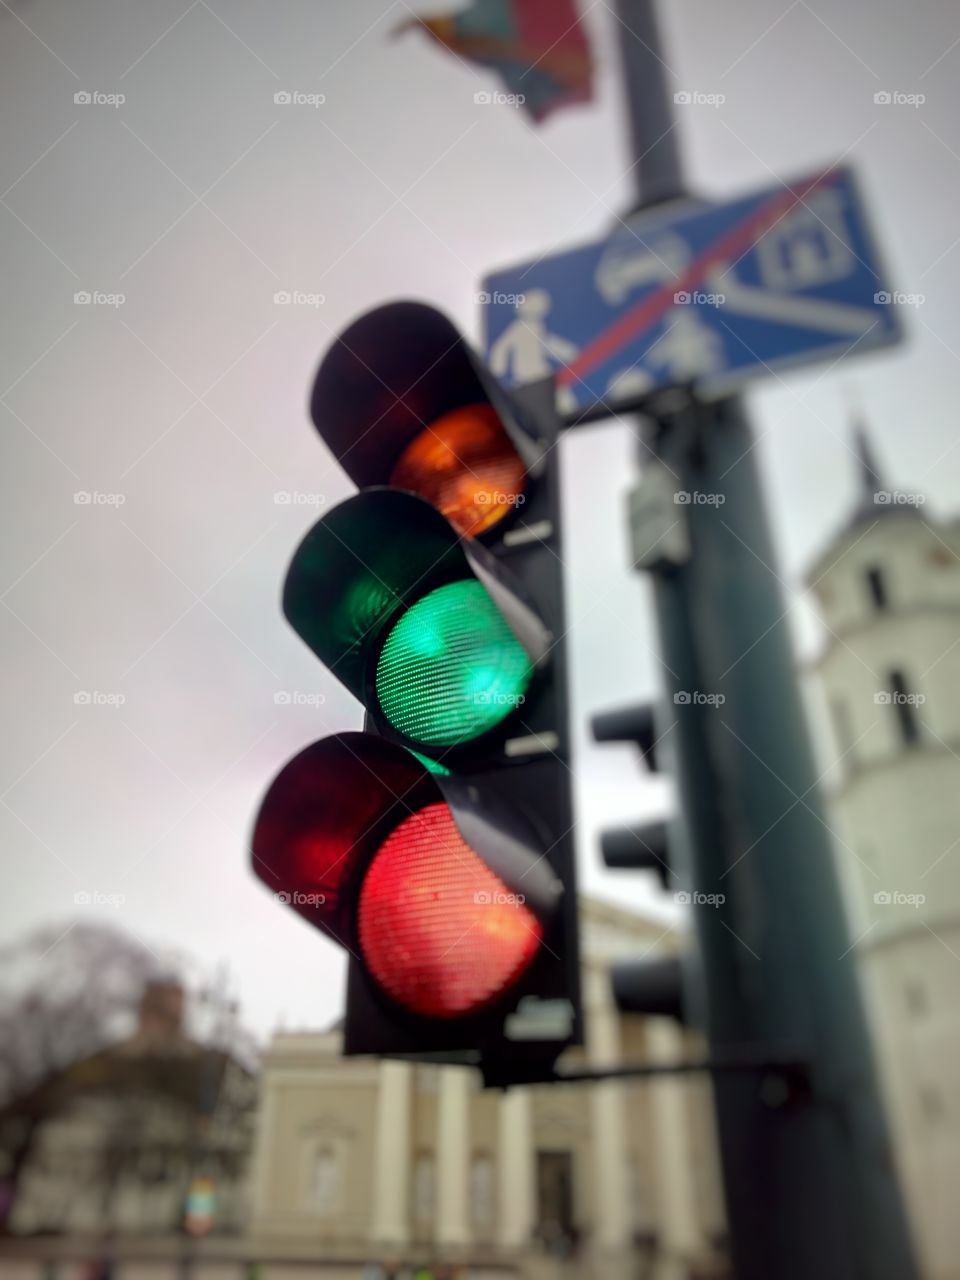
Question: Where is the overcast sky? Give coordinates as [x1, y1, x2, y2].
[3, 0, 959, 1038]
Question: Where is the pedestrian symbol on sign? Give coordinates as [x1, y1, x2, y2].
[489, 289, 579, 383]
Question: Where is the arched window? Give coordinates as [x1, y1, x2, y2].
[307, 1146, 339, 1215]
[865, 565, 888, 611]
[888, 670, 921, 746]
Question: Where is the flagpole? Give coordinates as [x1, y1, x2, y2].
[611, 3, 920, 1278]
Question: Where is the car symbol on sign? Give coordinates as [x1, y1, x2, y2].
[594, 232, 690, 306]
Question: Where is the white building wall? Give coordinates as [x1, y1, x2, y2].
[808, 502, 960, 1280]
[245, 901, 725, 1279]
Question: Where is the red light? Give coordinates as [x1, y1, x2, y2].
[357, 803, 542, 1018]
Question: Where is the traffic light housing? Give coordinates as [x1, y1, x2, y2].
[610, 955, 686, 1021]
[252, 302, 581, 1083]
[591, 701, 675, 891]
[592, 701, 689, 1021]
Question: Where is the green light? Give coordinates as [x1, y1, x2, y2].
[375, 581, 533, 748]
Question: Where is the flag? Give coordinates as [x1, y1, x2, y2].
[397, 0, 594, 123]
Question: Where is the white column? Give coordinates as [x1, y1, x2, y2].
[435, 1066, 472, 1246]
[371, 1060, 412, 1244]
[497, 1086, 536, 1246]
[586, 965, 633, 1267]
[646, 1017, 701, 1280]
[249, 1073, 279, 1234]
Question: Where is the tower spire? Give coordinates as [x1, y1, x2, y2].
[842, 391, 919, 525]
[852, 419, 887, 515]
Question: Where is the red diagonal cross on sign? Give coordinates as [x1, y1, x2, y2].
[555, 169, 837, 390]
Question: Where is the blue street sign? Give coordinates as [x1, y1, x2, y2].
[481, 166, 902, 421]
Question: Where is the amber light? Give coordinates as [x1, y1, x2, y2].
[389, 403, 527, 537]
[357, 803, 542, 1018]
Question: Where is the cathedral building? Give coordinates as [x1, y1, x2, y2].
[807, 429, 960, 1280]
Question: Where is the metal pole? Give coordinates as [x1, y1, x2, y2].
[614, 0, 685, 208]
[612, 3, 919, 1277]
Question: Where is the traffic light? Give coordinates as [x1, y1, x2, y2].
[591, 701, 675, 891]
[591, 701, 689, 1021]
[252, 302, 580, 1084]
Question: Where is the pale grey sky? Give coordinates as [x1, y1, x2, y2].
[3, 0, 959, 1038]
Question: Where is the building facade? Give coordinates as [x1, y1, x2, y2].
[807, 430, 960, 1280]
[247, 898, 728, 1280]
[0, 981, 257, 1280]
